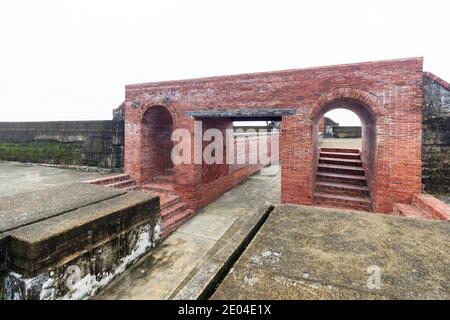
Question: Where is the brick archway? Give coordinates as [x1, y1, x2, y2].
[310, 92, 379, 210]
[125, 58, 423, 213]
[139, 105, 174, 184]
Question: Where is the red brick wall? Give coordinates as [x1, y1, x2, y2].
[124, 57, 423, 213]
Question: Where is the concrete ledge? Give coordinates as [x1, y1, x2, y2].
[172, 204, 274, 300]
[1, 183, 161, 300]
[0, 183, 126, 233]
[8, 192, 159, 276]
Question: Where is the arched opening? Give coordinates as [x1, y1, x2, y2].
[312, 98, 377, 211]
[141, 106, 174, 183]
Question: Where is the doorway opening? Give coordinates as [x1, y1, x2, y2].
[312, 99, 377, 211]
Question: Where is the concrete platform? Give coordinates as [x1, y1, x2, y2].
[212, 205, 450, 300]
[0, 183, 160, 300]
[0, 160, 110, 197]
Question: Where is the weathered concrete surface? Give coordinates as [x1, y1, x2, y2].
[0, 183, 126, 234]
[0, 161, 111, 197]
[212, 205, 450, 300]
[8, 191, 158, 275]
[173, 204, 274, 300]
[319, 138, 361, 149]
[95, 166, 280, 299]
[0, 182, 161, 300]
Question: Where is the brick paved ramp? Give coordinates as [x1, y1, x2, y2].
[212, 205, 450, 300]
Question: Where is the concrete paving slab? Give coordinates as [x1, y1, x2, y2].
[0, 160, 110, 197]
[212, 205, 450, 300]
[0, 183, 126, 234]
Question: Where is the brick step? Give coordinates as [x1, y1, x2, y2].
[141, 182, 175, 194]
[412, 194, 450, 221]
[393, 203, 433, 220]
[317, 172, 367, 186]
[106, 179, 136, 189]
[315, 181, 369, 197]
[161, 209, 195, 239]
[314, 192, 372, 211]
[153, 174, 175, 183]
[123, 185, 140, 191]
[84, 174, 130, 186]
[160, 195, 181, 210]
[320, 148, 360, 154]
[319, 157, 362, 167]
[317, 163, 365, 176]
[320, 151, 361, 160]
[161, 201, 187, 221]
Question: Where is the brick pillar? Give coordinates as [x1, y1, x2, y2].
[281, 115, 314, 205]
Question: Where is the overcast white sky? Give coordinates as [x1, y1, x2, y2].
[0, 0, 448, 125]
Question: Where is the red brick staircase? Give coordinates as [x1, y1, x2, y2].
[314, 147, 372, 211]
[85, 169, 194, 239]
[393, 194, 450, 221]
[84, 173, 139, 191]
[141, 168, 194, 239]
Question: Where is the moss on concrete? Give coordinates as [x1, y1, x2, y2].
[0, 141, 84, 165]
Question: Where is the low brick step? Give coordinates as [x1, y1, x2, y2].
[320, 148, 360, 154]
[161, 209, 195, 239]
[84, 174, 130, 186]
[161, 201, 187, 221]
[160, 195, 181, 210]
[393, 203, 433, 220]
[153, 174, 175, 183]
[412, 194, 450, 221]
[317, 172, 367, 186]
[106, 179, 136, 189]
[314, 192, 372, 211]
[123, 185, 139, 191]
[141, 182, 175, 194]
[319, 157, 362, 167]
[316, 181, 369, 197]
[320, 151, 361, 160]
[318, 163, 365, 176]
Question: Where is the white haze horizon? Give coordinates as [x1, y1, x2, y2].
[0, 0, 448, 125]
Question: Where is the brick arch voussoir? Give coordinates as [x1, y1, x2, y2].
[310, 88, 386, 121]
[138, 94, 179, 125]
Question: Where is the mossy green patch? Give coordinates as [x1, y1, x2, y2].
[0, 141, 84, 165]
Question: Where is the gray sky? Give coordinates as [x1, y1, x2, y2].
[0, 0, 448, 124]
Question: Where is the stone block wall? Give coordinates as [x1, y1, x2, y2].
[332, 126, 362, 138]
[422, 73, 450, 193]
[0, 116, 124, 170]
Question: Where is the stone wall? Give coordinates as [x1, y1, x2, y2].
[422, 73, 450, 193]
[0, 110, 124, 169]
[332, 126, 362, 138]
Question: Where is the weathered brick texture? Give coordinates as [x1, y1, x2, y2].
[125, 58, 424, 213]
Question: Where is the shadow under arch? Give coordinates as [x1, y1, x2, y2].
[140, 105, 174, 183]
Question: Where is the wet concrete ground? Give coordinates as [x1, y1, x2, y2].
[212, 204, 450, 300]
[95, 165, 280, 300]
[0, 161, 109, 197]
